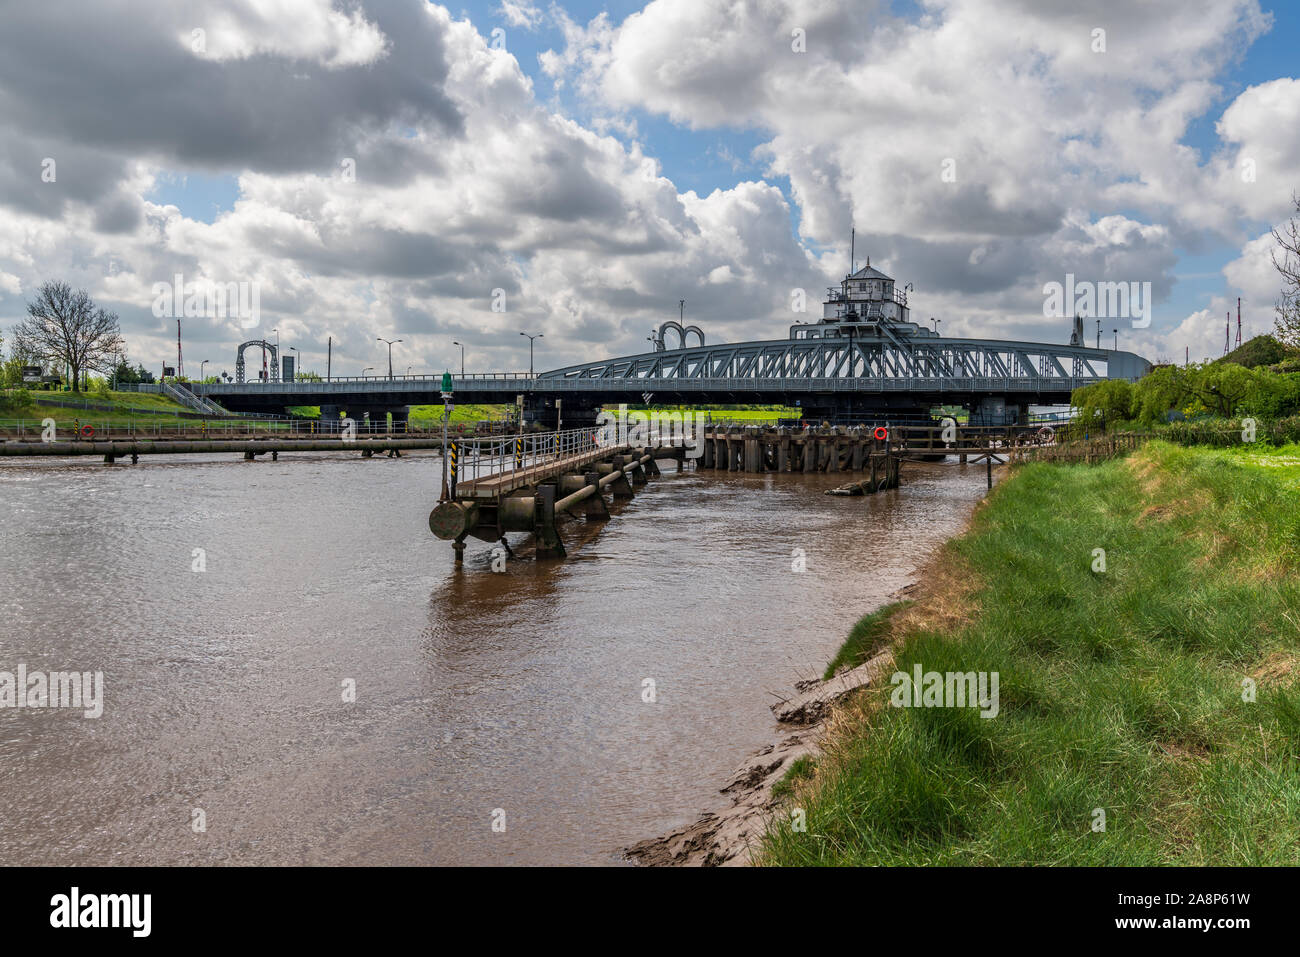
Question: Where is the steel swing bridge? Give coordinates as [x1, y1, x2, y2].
[200, 262, 1151, 424]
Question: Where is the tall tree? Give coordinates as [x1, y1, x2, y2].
[1273, 193, 1300, 348]
[13, 281, 123, 392]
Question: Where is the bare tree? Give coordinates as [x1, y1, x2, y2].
[1272, 193, 1300, 348]
[13, 281, 123, 392]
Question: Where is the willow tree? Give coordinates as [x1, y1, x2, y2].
[13, 281, 123, 392]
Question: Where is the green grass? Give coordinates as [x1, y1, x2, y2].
[762, 441, 1300, 865]
[771, 757, 818, 802]
[1210, 442, 1300, 489]
[408, 403, 511, 426]
[824, 601, 911, 679]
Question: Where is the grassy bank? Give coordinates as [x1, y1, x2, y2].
[763, 440, 1300, 865]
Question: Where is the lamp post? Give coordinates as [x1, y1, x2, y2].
[1113, 328, 1118, 351]
[440, 370, 454, 503]
[520, 331, 543, 376]
[453, 340, 465, 376]
[1096, 319, 1101, 349]
[200, 359, 209, 382]
[289, 347, 299, 381]
[362, 366, 374, 377]
[377, 337, 402, 379]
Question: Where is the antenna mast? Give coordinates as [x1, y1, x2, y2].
[1236, 297, 1242, 348]
[850, 228, 855, 275]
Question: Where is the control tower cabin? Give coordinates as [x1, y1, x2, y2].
[790, 262, 938, 341]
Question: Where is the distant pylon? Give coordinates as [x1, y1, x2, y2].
[1224, 313, 1231, 355]
[1236, 297, 1242, 348]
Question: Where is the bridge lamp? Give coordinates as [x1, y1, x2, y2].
[200, 359, 209, 381]
[453, 340, 465, 376]
[363, 366, 374, 377]
[377, 338, 402, 380]
[520, 331, 543, 376]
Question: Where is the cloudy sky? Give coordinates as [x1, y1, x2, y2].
[0, 0, 1297, 379]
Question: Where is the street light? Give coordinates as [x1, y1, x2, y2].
[377, 337, 402, 379]
[200, 359, 209, 381]
[362, 366, 374, 377]
[289, 346, 299, 381]
[1113, 328, 1118, 351]
[453, 340, 465, 376]
[520, 331, 543, 376]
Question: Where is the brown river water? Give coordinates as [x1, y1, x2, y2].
[0, 451, 990, 865]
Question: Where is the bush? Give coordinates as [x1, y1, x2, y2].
[0, 389, 34, 413]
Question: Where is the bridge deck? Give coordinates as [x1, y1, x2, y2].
[456, 444, 628, 499]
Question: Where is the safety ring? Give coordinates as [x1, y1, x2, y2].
[79, 424, 95, 439]
[872, 426, 889, 441]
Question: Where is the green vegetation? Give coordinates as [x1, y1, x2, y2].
[1222, 334, 1292, 369]
[0, 387, 196, 420]
[409, 403, 511, 426]
[763, 441, 1300, 865]
[771, 756, 818, 802]
[1073, 338, 1300, 427]
[823, 601, 910, 680]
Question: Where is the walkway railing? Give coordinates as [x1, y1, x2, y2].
[451, 427, 604, 496]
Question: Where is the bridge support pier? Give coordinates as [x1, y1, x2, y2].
[583, 472, 609, 520]
[643, 449, 661, 476]
[319, 405, 343, 432]
[608, 456, 634, 499]
[534, 484, 566, 559]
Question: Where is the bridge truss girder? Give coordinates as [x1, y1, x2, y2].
[539, 336, 1105, 387]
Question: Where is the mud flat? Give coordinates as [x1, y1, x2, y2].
[624, 595, 915, 867]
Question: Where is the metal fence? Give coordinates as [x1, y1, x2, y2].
[451, 427, 605, 494]
[0, 418, 428, 440]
